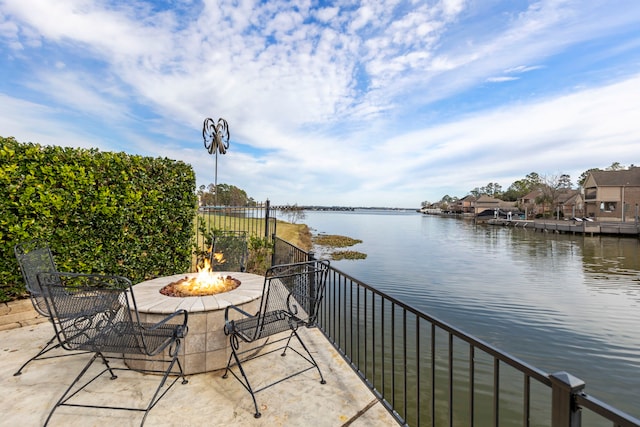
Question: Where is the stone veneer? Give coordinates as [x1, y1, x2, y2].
[126, 272, 264, 375]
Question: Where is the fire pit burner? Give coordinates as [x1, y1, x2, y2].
[159, 275, 241, 297]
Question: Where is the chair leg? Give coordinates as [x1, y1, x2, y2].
[44, 352, 101, 426]
[44, 348, 188, 427]
[14, 334, 59, 376]
[280, 331, 295, 357]
[291, 330, 326, 385]
[13, 333, 88, 376]
[140, 341, 188, 426]
[222, 337, 262, 418]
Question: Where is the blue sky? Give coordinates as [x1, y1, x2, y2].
[1, 0, 639, 208]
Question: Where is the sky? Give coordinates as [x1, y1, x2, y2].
[1, 0, 639, 208]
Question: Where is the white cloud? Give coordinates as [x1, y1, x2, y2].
[315, 6, 339, 23]
[505, 65, 543, 74]
[1, 0, 639, 207]
[486, 76, 519, 82]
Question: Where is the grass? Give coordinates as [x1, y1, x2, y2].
[312, 234, 367, 261]
[275, 220, 312, 250]
[331, 250, 367, 261]
[313, 235, 362, 247]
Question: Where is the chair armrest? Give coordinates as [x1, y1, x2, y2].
[141, 309, 189, 339]
[224, 304, 254, 336]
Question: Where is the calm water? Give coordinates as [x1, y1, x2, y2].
[301, 209, 640, 418]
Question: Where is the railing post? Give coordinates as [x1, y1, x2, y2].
[550, 371, 585, 427]
[264, 199, 271, 239]
[271, 234, 277, 267]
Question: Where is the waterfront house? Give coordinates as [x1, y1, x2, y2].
[519, 189, 544, 218]
[557, 189, 584, 219]
[453, 195, 476, 214]
[518, 188, 583, 219]
[583, 167, 640, 221]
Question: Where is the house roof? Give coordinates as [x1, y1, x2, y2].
[520, 189, 543, 201]
[519, 188, 581, 205]
[556, 189, 581, 204]
[475, 195, 501, 204]
[586, 168, 640, 187]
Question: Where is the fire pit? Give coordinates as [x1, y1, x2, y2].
[127, 271, 264, 375]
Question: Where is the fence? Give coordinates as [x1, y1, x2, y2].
[270, 236, 640, 427]
[271, 236, 310, 266]
[193, 202, 276, 270]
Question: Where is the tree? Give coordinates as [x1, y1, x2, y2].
[469, 182, 503, 198]
[503, 180, 529, 201]
[197, 183, 253, 206]
[438, 195, 455, 210]
[485, 182, 503, 198]
[502, 172, 542, 201]
[558, 174, 573, 189]
[578, 168, 600, 187]
[536, 174, 570, 218]
[280, 204, 306, 223]
[198, 184, 216, 206]
[606, 162, 624, 171]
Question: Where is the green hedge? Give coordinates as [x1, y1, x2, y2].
[0, 136, 198, 302]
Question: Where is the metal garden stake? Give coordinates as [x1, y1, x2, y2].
[202, 117, 230, 207]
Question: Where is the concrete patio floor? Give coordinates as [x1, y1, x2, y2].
[1, 321, 398, 427]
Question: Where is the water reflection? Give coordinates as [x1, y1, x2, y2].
[305, 210, 640, 419]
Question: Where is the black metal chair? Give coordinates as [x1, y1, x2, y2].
[37, 271, 189, 426]
[223, 259, 330, 418]
[12, 241, 88, 376]
[209, 230, 248, 272]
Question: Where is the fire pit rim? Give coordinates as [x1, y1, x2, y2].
[132, 272, 264, 314]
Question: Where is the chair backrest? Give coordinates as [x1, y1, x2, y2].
[14, 241, 59, 316]
[259, 260, 330, 330]
[210, 231, 248, 272]
[37, 272, 137, 351]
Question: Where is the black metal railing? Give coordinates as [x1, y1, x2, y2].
[271, 236, 310, 266]
[270, 237, 640, 427]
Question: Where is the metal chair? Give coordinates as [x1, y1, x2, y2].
[223, 259, 330, 418]
[12, 241, 88, 376]
[209, 230, 248, 272]
[37, 271, 189, 426]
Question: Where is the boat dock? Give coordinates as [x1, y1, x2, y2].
[486, 219, 640, 236]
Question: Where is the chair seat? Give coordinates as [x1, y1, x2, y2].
[79, 321, 186, 356]
[231, 310, 303, 342]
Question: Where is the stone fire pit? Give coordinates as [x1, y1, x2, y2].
[127, 272, 264, 375]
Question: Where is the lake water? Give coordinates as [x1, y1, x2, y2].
[300, 209, 640, 419]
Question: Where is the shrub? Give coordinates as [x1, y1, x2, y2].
[0, 136, 197, 302]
